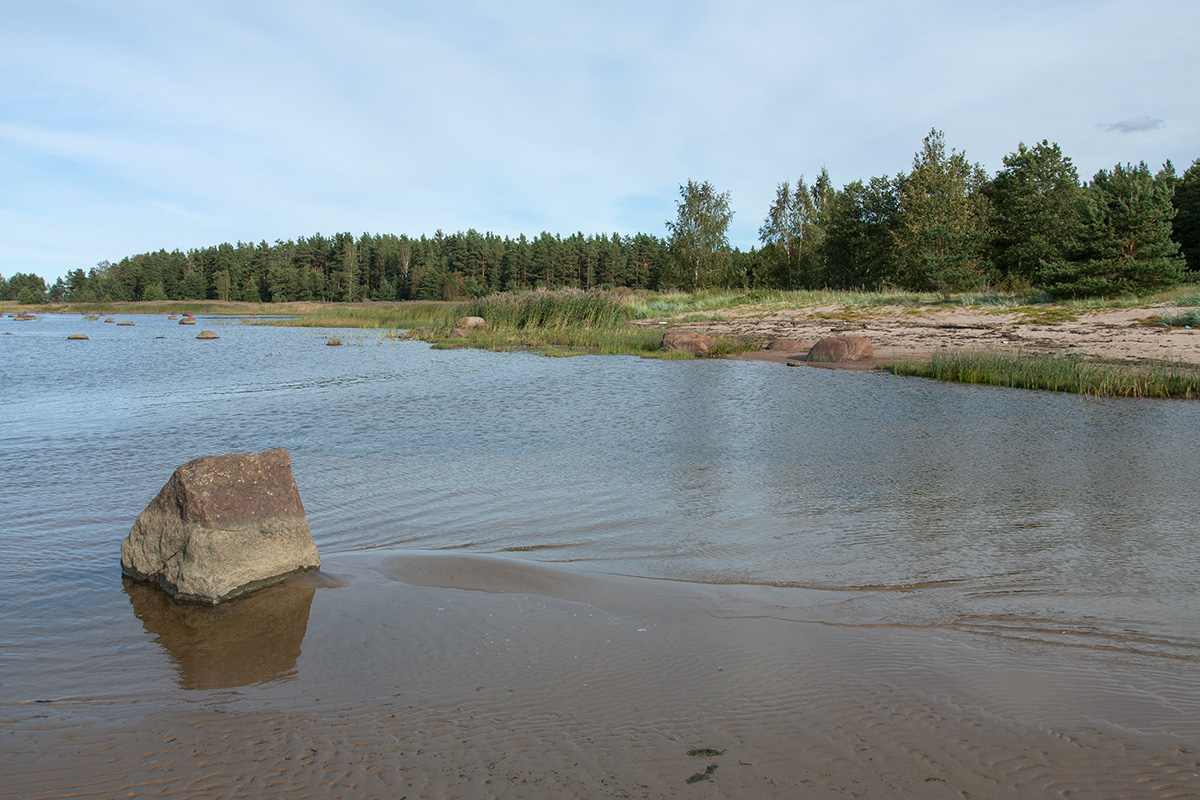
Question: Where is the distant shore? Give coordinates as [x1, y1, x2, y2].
[6, 291, 1199, 373]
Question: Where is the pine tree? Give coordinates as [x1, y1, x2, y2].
[987, 140, 1082, 286]
[1040, 162, 1185, 297]
[1172, 157, 1200, 272]
[892, 129, 991, 293]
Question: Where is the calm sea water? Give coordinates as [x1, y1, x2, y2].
[2, 312, 1199, 700]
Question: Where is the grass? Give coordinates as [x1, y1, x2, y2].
[1013, 306, 1079, 325]
[888, 350, 1200, 398]
[1155, 309, 1200, 328]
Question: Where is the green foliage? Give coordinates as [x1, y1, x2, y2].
[462, 289, 634, 329]
[18, 134, 1196, 302]
[889, 350, 1200, 398]
[1173, 158, 1200, 272]
[988, 140, 1083, 283]
[666, 179, 734, 290]
[892, 129, 992, 293]
[1155, 309, 1200, 328]
[821, 175, 899, 289]
[759, 169, 831, 289]
[1040, 162, 1186, 297]
[5, 272, 48, 304]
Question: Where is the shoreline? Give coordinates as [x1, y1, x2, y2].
[662, 303, 1200, 371]
[5, 551, 1199, 799]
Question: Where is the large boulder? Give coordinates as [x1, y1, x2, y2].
[121, 448, 320, 604]
[805, 336, 873, 363]
[765, 338, 805, 351]
[662, 330, 717, 356]
[456, 316, 487, 330]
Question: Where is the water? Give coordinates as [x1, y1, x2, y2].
[3, 312, 1199, 701]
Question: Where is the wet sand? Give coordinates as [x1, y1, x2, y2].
[5, 552, 1198, 799]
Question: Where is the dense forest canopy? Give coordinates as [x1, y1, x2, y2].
[4, 130, 1197, 304]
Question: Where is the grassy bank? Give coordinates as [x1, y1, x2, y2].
[243, 290, 748, 358]
[432, 290, 748, 357]
[888, 350, 1200, 398]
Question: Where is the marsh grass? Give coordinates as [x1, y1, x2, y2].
[889, 350, 1200, 398]
[250, 302, 451, 330]
[462, 289, 634, 329]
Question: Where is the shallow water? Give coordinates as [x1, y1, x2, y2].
[2, 312, 1199, 703]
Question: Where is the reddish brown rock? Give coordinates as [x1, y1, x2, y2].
[120, 448, 321, 604]
[662, 331, 718, 356]
[117, 321, 135, 326]
[766, 338, 805, 351]
[104, 317, 116, 323]
[805, 336, 873, 363]
[196, 330, 220, 340]
[67, 334, 89, 340]
[179, 316, 196, 325]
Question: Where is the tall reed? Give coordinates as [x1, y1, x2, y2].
[889, 350, 1200, 399]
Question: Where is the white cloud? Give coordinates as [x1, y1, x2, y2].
[2, 0, 1198, 281]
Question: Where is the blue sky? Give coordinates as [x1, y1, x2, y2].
[3, 0, 1197, 284]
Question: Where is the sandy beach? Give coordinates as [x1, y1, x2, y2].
[5, 552, 1199, 799]
[647, 302, 1200, 370]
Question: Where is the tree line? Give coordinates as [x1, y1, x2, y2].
[3, 129, 1197, 305]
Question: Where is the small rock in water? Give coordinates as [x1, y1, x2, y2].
[196, 330, 220, 339]
[120, 448, 321, 604]
[117, 321, 135, 326]
[67, 334, 89, 340]
[104, 317, 116, 323]
[180, 316, 196, 325]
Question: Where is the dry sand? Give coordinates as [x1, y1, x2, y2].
[4, 552, 1199, 799]
[643, 302, 1200, 370]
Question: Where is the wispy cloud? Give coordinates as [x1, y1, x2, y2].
[2, 1, 1197, 282]
[1103, 116, 1165, 134]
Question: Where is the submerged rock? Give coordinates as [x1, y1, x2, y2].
[120, 448, 321, 604]
[805, 336, 873, 363]
[662, 330, 717, 356]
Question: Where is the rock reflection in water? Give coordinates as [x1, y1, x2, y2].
[124, 578, 315, 690]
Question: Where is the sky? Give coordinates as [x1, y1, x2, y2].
[3, 0, 1197, 284]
